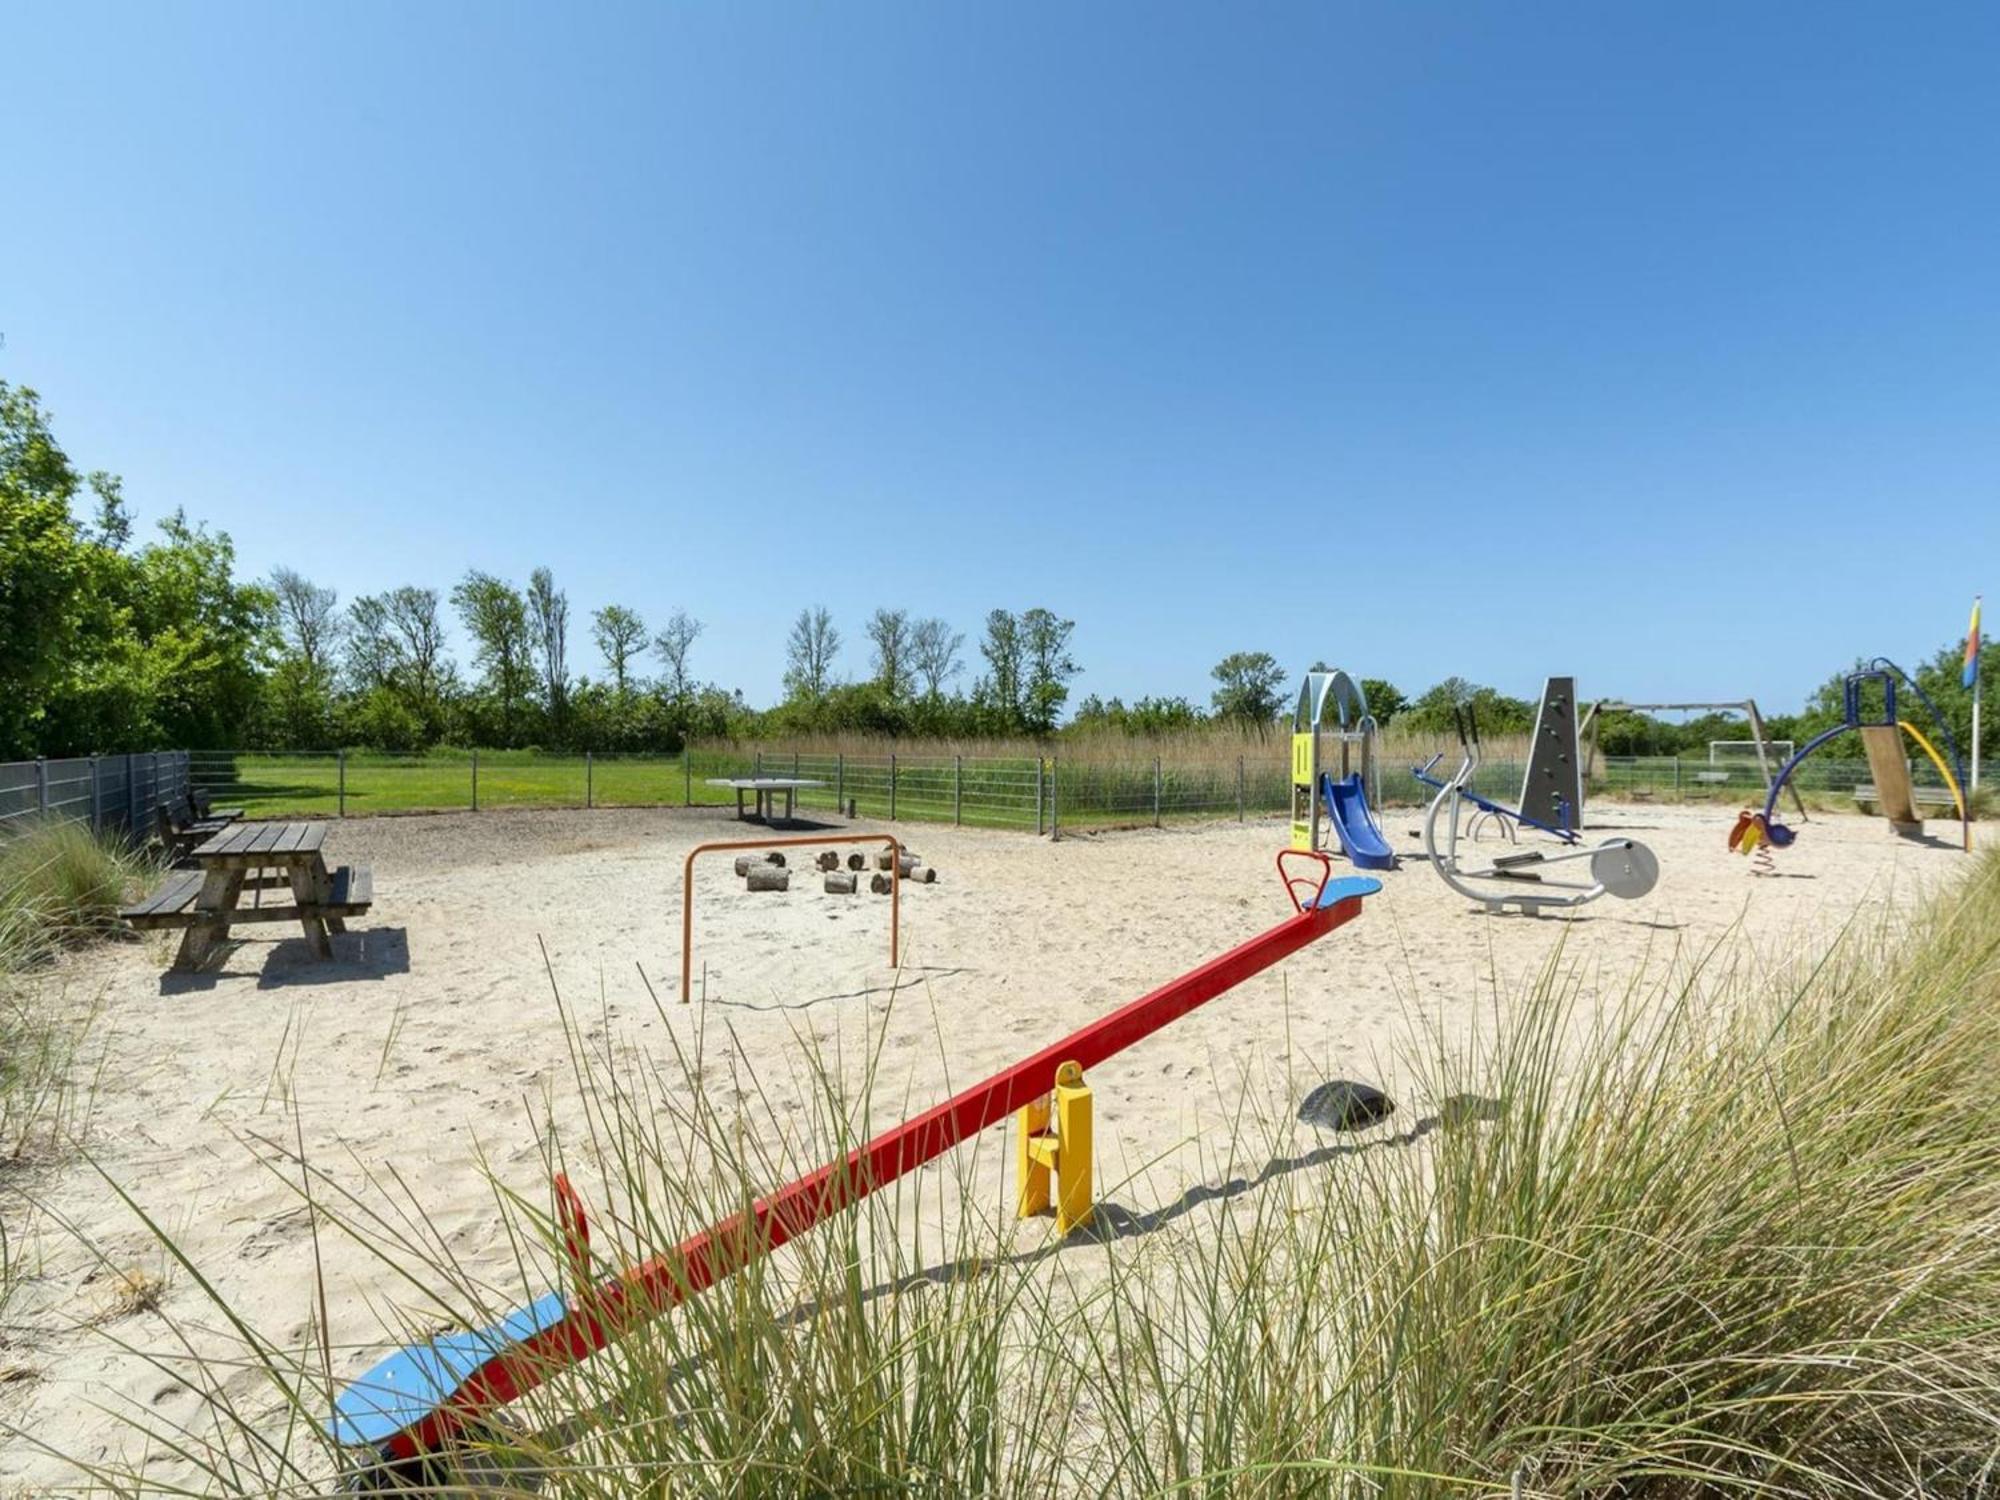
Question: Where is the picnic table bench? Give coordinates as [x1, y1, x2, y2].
[154, 792, 246, 861]
[121, 819, 374, 972]
[706, 777, 826, 826]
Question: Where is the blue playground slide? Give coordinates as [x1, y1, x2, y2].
[1320, 772, 1397, 871]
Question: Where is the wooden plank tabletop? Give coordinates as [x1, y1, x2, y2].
[191, 820, 327, 862]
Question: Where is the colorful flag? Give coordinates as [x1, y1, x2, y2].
[1967, 596, 1983, 690]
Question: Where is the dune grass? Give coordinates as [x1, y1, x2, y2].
[0, 820, 140, 1325]
[21, 853, 2000, 1495]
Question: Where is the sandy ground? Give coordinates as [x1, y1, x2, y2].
[0, 800, 1974, 1490]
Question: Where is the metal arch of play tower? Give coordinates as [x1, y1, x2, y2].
[1751, 660, 1970, 852]
[329, 863, 1383, 1476]
[1290, 669, 1379, 853]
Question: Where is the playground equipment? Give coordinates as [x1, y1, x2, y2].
[1580, 696, 1804, 818]
[681, 833, 902, 1002]
[1729, 659, 1969, 860]
[329, 854, 1381, 1481]
[1290, 669, 1393, 870]
[1415, 681, 1659, 914]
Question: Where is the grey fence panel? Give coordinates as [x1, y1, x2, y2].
[0, 750, 194, 843]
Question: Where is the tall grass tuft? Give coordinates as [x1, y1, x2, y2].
[26, 856, 2000, 1495]
[0, 817, 147, 970]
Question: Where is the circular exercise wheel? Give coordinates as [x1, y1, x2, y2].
[1590, 839, 1659, 900]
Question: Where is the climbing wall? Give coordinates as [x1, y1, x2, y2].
[1520, 677, 1584, 833]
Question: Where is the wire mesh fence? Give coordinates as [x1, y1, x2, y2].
[135, 742, 1953, 835]
[0, 737, 1955, 857]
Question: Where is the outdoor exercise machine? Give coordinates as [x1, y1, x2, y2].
[1579, 696, 1804, 819]
[329, 853, 1381, 1483]
[681, 833, 903, 1002]
[1290, 669, 1394, 870]
[1729, 659, 1970, 860]
[1414, 679, 1660, 914]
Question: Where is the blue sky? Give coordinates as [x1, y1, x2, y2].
[5, 3, 1994, 714]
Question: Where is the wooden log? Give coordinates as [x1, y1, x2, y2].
[746, 867, 791, 892]
[906, 864, 938, 884]
[876, 850, 920, 871]
[846, 852, 866, 871]
[734, 853, 786, 877]
[816, 851, 840, 872]
[869, 873, 893, 895]
[824, 871, 858, 894]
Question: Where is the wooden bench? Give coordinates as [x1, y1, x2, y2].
[155, 801, 236, 860]
[1853, 784, 1958, 810]
[190, 788, 245, 821]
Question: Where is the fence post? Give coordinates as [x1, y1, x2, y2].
[126, 754, 138, 837]
[954, 754, 963, 826]
[338, 749, 347, 818]
[586, 751, 594, 810]
[755, 749, 764, 779]
[148, 752, 157, 822]
[836, 753, 845, 817]
[90, 756, 101, 833]
[1153, 756, 1162, 828]
[1237, 756, 1246, 822]
[890, 754, 898, 821]
[1674, 755, 1682, 800]
[1050, 758, 1060, 840]
[36, 757, 47, 815]
[793, 749, 800, 778]
[684, 750, 692, 807]
[471, 751, 479, 812]
[1036, 758, 1045, 835]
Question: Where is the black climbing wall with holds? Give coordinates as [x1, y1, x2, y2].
[1520, 676, 1583, 832]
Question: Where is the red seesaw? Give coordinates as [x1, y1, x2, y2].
[329, 851, 1381, 1474]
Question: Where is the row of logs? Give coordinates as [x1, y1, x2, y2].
[735, 847, 941, 894]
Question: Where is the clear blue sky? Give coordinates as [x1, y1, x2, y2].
[6, 3, 1994, 715]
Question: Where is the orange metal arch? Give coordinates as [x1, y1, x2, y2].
[681, 833, 903, 1003]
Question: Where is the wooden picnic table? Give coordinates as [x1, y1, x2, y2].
[705, 777, 826, 826]
[122, 819, 373, 972]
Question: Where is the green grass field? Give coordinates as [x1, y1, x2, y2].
[189, 748, 1908, 833]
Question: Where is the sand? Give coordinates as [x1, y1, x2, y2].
[0, 800, 1972, 1489]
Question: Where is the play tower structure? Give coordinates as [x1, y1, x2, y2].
[1730, 658, 1970, 860]
[1289, 669, 1394, 870]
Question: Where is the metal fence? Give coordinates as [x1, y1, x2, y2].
[0, 751, 193, 843]
[154, 745, 1934, 834]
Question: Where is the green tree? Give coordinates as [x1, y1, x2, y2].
[1358, 678, 1407, 723]
[653, 608, 703, 701]
[910, 617, 963, 699]
[591, 604, 647, 694]
[1210, 651, 1286, 724]
[453, 571, 533, 744]
[1020, 608, 1078, 734]
[784, 605, 840, 702]
[0, 382, 90, 756]
[528, 567, 570, 727]
[866, 608, 912, 699]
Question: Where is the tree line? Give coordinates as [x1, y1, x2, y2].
[4, 378, 1989, 764]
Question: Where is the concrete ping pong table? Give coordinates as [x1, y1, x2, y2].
[706, 776, 827, 826]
